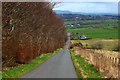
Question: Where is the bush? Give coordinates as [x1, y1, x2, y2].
[112, 43, 120, 51]
[91, 42, 103, 49]
[70, 42, 83, 49]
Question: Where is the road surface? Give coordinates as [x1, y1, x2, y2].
[21, 33, 78, 78]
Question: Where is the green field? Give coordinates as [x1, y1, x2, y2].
[64, 20, 118, 28]
[67, 28, 118, 39]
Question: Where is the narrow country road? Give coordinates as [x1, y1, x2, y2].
[21, 33, 78, 78]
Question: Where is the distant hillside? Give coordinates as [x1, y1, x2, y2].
[54, 10, 118, 16]
[54, 10, 87, 15]
[53, 10, 72, 14]
[57, 14, 118, 20]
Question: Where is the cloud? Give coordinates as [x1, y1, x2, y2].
[54, 2, 118, 14]
[57, 0, 119, 2]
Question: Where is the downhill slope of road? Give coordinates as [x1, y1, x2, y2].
[21, 33, 78, 78]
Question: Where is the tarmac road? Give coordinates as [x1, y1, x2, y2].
[21, 33, 78, 78]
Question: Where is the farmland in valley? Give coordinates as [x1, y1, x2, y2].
[71, 39, 118, 51]
[67, 28, 118, 39]
[65, 20, 118, 28]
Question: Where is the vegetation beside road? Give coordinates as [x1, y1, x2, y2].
[70, 49, 103, 79]
[0, 72, 1, 79]
[2, 49, 62, 78]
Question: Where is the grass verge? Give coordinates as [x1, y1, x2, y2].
[70, 49, 103, 79]
[0, 72, 1, 79]
[2, 48, 62, 78]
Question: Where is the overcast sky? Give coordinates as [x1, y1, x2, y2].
[53, 0, 119, 14]
[53, 0, 119, 2]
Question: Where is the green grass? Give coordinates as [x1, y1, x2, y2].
[64, 20, 118, 28]
[67, 28, 118, 39]
[64, 19, 118, 23]
[70, 49, 103, 79]
[0, 72, 1, 79]
[2, 49, 61, 78]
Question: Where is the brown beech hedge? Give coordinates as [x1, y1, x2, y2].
[2, 2, 65, 67]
